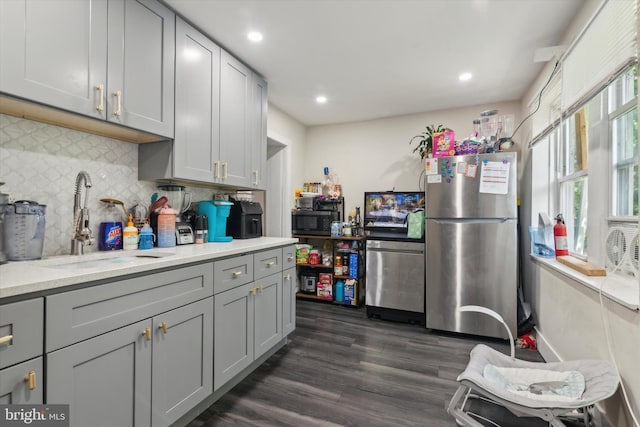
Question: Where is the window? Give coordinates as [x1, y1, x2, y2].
[558, 108, 589, 256]
[532, 64, 638, 273]
[609, 66, 638, 218]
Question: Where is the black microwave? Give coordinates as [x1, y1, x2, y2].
[291, 210, 340, 236]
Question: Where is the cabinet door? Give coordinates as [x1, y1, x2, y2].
[254, 274, 282, 359]
[250, 73, 268, 189]
[282, 268, 297, 336]
[173, 17, 221, 182]
[214, 283, 253, 391]
[0, 357, 43, 404]
[107, 0, 175, 137]
[47, 320, 152, 427]
[0, 0, 108, 119]
[220, 50, 252, 187]
[152, 297, 213, 427]
[0, 298, 43, 369]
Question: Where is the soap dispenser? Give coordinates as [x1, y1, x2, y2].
[123, 215, 139, 250]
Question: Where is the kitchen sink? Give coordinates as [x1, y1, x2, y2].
[42, 251, 174, 270]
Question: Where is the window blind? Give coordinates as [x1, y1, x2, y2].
[561, 0, 637, 112]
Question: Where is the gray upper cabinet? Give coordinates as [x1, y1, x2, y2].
[0, 0, 108, 116]
[172, 17, 221, 182]
[219, 51, 253, 187]
[108, 0, 175, 137]
[250, 73, 268, 189]
[139, 30, 265, 188]
[0, 0, 174, 138]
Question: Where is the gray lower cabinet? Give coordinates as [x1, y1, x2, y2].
[0, 0, 175, 138]
[47, 298, 213, 427]
[151, 298, 213, 426]
[254, 274, 283, 358]
[45, 263, 214, 427]
[0, 358, 43, 404]
[47, 320, 153, 427]
[213, 274, 282, 391]
[282, 267, 297, 336]
[0, 298, 44, 405]
[213, 283, 253, 390]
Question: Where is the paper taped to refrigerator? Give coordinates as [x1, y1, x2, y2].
[479, 161, 510, 194]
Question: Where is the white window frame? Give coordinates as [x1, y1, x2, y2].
[557, 110, 589, 258]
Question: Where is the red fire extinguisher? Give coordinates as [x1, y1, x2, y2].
[553, 214, 569, 257]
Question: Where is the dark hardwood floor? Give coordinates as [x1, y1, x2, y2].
[187, 300, 556, 427]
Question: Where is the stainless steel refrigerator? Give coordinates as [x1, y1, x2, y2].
[425, 152, 517, 339]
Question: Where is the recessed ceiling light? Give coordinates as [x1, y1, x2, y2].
[316, 96, 327, 104]
[459, 72, 473, 81]
[247, 31, 263, 42]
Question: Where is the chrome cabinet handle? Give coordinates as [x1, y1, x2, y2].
[0, 335, 13, 345]
[214, 161, 221, 180]
[266, 261, 275, 268]
[222, 162, 228, 179]
[232, 271, 243, 278]
[287, 255, 294, 262]
[95, 84, 104, 112]
[24, 371, 36, 391]
[285, 274, 291, 281]
[252, 170, 259, 186]
[113, 90, 122, 117]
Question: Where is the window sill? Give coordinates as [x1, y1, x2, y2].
[531, 254, 639, 311]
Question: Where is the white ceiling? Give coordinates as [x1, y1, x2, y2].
[165, 0, 584, 127]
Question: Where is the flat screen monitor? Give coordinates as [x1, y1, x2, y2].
[363, 191, 425, 234]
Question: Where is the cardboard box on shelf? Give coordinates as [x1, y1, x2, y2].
[344, 279, 357, 305]
[317, 273, 333, 299]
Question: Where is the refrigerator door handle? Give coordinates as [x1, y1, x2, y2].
[429, 218, 514, 224]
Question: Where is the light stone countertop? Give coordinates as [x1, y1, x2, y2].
[0, 237, 298, 300]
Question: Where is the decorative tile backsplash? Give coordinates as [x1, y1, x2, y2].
[0, 114, 215, 257]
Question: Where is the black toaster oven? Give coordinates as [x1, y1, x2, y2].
[291, 210, 340, 236]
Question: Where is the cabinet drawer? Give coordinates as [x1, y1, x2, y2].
[0, 356, 43, 404]
[46, 263, 213, 352]
[254, 248, 282, 280]
[0, 298, 43, 369]
[214, 254, 254, 294]
[282, 245, 296, 270]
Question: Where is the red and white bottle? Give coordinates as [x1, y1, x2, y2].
[553, 214, 569, 257]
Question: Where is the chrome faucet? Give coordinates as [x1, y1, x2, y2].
[71, 171, 94, 255]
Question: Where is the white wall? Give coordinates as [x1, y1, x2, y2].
[519, 1, 639, 425]
[305, 101, 521, 216]
[267, 104, 307, 213]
